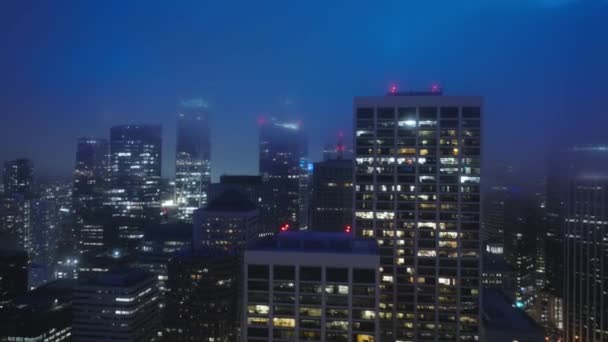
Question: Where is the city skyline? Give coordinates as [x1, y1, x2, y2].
[1, 2, 608, 341]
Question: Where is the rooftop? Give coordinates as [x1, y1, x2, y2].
[203, 189, 257, 212]
[249, 231, 378, 255]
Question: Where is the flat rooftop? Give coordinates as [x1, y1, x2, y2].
[249, 231, 378, 255]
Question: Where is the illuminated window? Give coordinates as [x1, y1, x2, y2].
[418, 250, 436, 257]
[273, 317, 295, 328]
[247, 305, 269, 315]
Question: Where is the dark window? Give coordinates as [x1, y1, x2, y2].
[326, 267, 348, 282]
[357, 108, 374, 119]
[248, 265, 269, 279]
[462, 106, 480, 118]
[378, 107, 395, 120]
[440, 107, 458, 118]
[419, 107, 437, 120]
[300, 266, 322, 281]
[274, 265, 295, 280]
[353, 268, 376, 283]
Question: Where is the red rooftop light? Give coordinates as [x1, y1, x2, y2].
[389, 84, 398, 94]
[280, 223, 290, 232]
[344, 225, 352, 234]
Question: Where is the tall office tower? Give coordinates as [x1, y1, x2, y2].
[503, 193, 543, 307]
[0, 195, 31, 254]
[73, 137, 110, 252]
[482, 185, 509, 244]
[354, 90, 482, 341]
[564, 174, 608, 341]
[544, 145, 608, 340]
[193, 189, 260, 254]
[175, 102, 211, 222]
[3, 158, 34, 196]
[29, 198, 60, 288]
[310, 159, 354, 232]
[72, 268, 160, 342]
[0, 280, 73, 342]
[164, 249, 239, 341]
[108, 125, 162, 248]
[259, 117, 307, 230]
[242, 231, 380, 341]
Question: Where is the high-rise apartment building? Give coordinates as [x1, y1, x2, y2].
[242, 231, 380, 341]
[175, 101, 211, 222]
[73, 137, 110, 251]
[72, 268, 160, 341]
[108, 125, 162, 247]
[353, 90, 482, 341]
[310, 159, 353, 233]
[259, 118, 307, 229]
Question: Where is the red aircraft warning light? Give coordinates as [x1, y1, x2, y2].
[279, 223, 290, 232]
[344, 225, 352, 234]
[389, 84, 398, 94]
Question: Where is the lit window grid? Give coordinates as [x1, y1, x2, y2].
[353, 104, 481, 341]
[243, 263, 380, 341]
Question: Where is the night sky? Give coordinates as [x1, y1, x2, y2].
[1, 0, 608, 181]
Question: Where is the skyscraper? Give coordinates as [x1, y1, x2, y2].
[108, 125, 162, 247]
[353, 90, 482, 341]
[175, 100, 211, 222]
[310, 159, 353, 232]
[73, 137, 110, 251]
[562, 147, 608, 342]
[3, 158, 34, 196]
[259, 118, 307, 230]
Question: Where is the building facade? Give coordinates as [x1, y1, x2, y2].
[73, 268, 160, 341]
[259, 118, 307, 230]
[193, 189, 260, 254]
[73, 137, 110, 251]
[564, 175, 608, 342]
[175, 102, 211, 222]
[3, 158, 34, 196]
[108, 125, 162, 248]
[242, 231, 380, 341]
[353, 92, 482, 341]
[164, 249, 239, 341]
[310, 159, 354, 233]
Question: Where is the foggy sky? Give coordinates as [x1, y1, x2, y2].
[1, 0, 607, 181]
